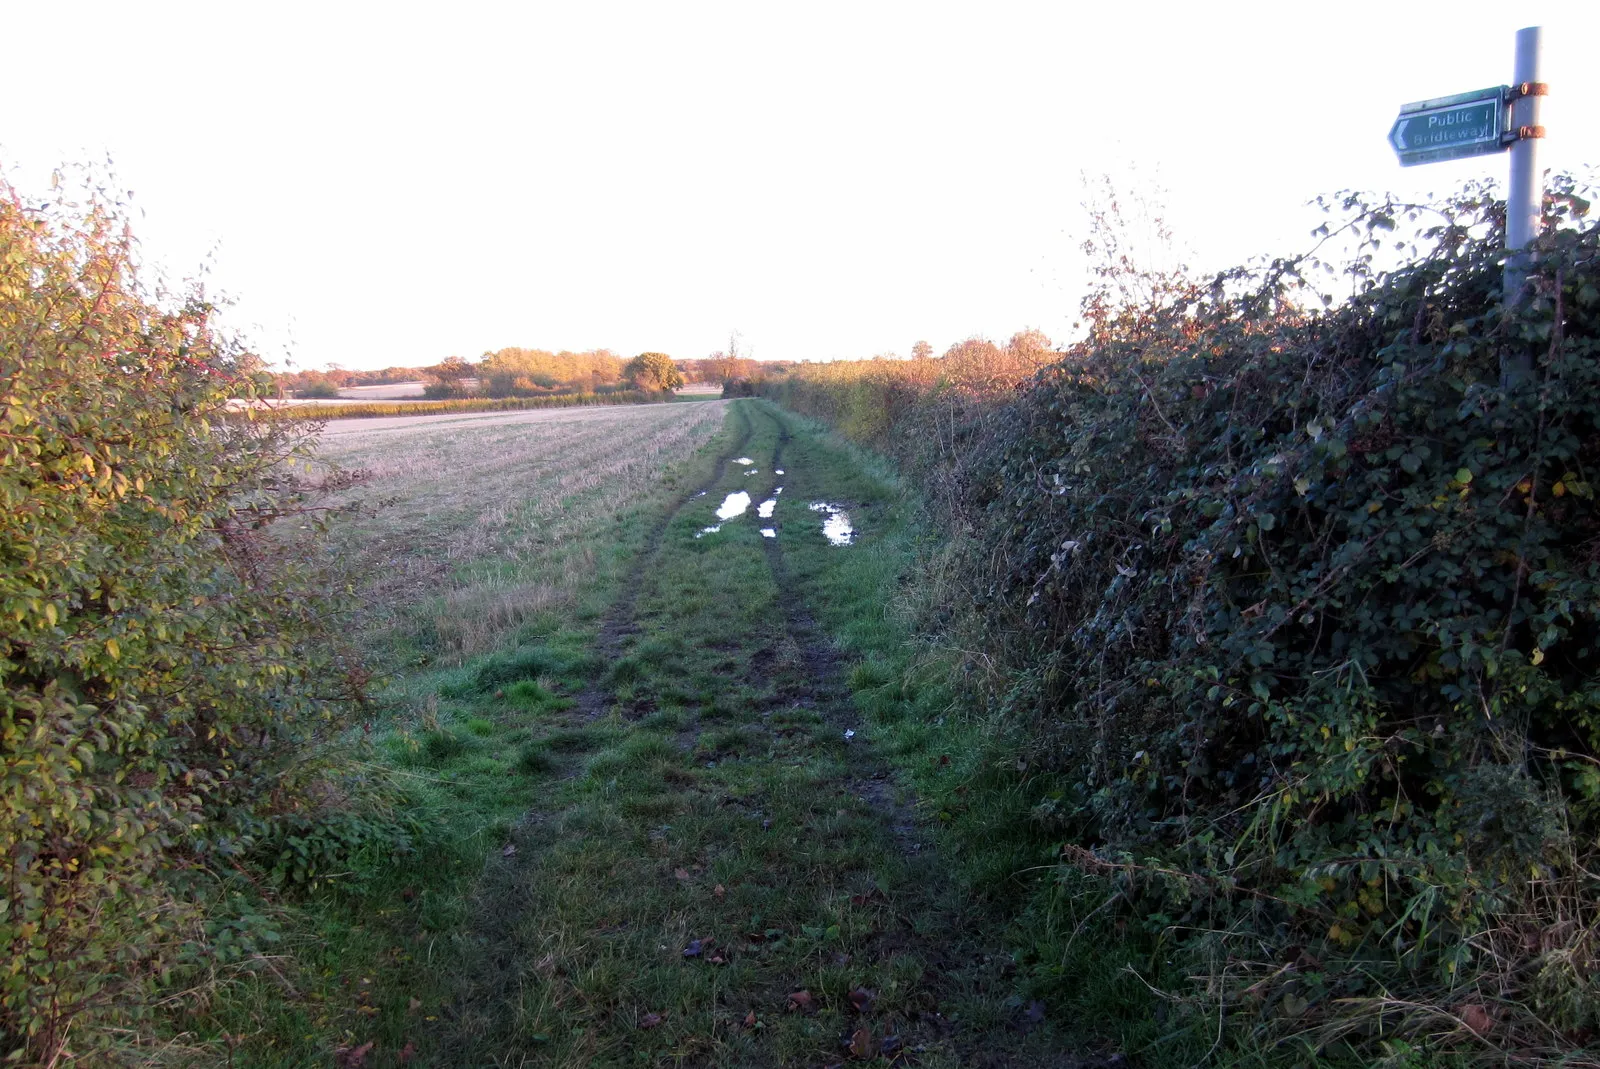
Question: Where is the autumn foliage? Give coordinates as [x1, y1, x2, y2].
[761, 182, 1600, 1057]
[0, 178, 359, 1062]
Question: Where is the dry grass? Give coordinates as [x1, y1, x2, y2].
[309, 402, 728, 661]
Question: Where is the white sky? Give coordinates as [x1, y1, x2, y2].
[5, 1, 1596, 369]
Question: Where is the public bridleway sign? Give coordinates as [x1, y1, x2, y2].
[1388, 86, 1506, 166]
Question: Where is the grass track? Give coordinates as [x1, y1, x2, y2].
[420, 402, 1128, 1067]
[185, 400, 1261, 1068]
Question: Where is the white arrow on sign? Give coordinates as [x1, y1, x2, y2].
[1389, 117, 1410, 153]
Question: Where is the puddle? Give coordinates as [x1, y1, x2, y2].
[757, 498, 777, 519]
[694, 490, 708, 498]
[775, 469, 785, 475]
[745, 469, 759, 476]
[774, 486, 784, 495]
[696, 491, 752, 538]
[732, 457, 754, 465]
[760, 528, 776, 538]
[808, 502, 855, 546]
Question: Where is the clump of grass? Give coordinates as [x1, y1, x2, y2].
[606, 657, 642, 686]
[543, 726, 606, 752]
[585, 733, 680, 781]
[697, 726, 756, 758]
[502, 679, 575, 714]
[516, 741, 556, 775]
[453, 647, 563, 694]
[407, 729, 473, 768]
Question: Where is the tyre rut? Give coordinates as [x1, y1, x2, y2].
[573, 407, 754, 720]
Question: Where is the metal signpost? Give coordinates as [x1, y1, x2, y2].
[1388, 87, 1505, 166]
[1388, 26, 1546, 380]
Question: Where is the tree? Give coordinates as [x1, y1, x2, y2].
[625, 351, 685, 392]
[428, 355, 473, 384]
[1007, 328, 1053, 356]
[423, 355, 475, 398]
[911, 340, 933, 361]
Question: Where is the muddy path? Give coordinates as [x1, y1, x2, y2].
[573, 405, 755, 720]
[440, 400, 1111, 1068]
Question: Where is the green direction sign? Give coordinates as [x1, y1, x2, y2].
[1389, 86, 1507, 166]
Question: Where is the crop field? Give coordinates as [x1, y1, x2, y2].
[310, 402, 731, 661]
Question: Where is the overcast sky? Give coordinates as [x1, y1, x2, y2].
[6, 1, 1597, 369]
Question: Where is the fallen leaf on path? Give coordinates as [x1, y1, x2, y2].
[744, 1010, 757, 1027]
[848, 1025, 875, 1058]
[501, 843, 517, 857]
[396, 1041, 417, 1064]
[335, 1041, 374, 1068]
[848, 987, 876, 1013]
[407, 997, 422, 1014]
[787, 989, 815, 1013]
[674, 868, 690, 881]
[1461, 1003, 1495, 1036]
[639, 1012, 665, 1029]
[713, 883, 726, 898]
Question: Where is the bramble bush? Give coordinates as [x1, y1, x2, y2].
[0, 176, 369, 1063]
[762, 178, 1600, 1058]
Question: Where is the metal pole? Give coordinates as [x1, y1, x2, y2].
[1501, 25, 1543, 385]
[1505, 26, 1544, 262]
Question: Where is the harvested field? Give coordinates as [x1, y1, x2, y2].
[316, 401, 683, 437]
[312, 400, 729, 661]
[335, 380, 428, 400]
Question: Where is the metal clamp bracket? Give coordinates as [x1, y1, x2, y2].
[1500, 125, 1546, 146]
[1505, 82, 1549, 101]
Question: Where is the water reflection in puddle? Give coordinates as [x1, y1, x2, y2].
[745, 469, 759, 476]
[761, 528, 776, 538]
[732, 457, 754, 465]
[757, 498, 776, 519]
[775, 469, 785, 475]
[697, 491, 753, 538]
[808, 502, 856, 546]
